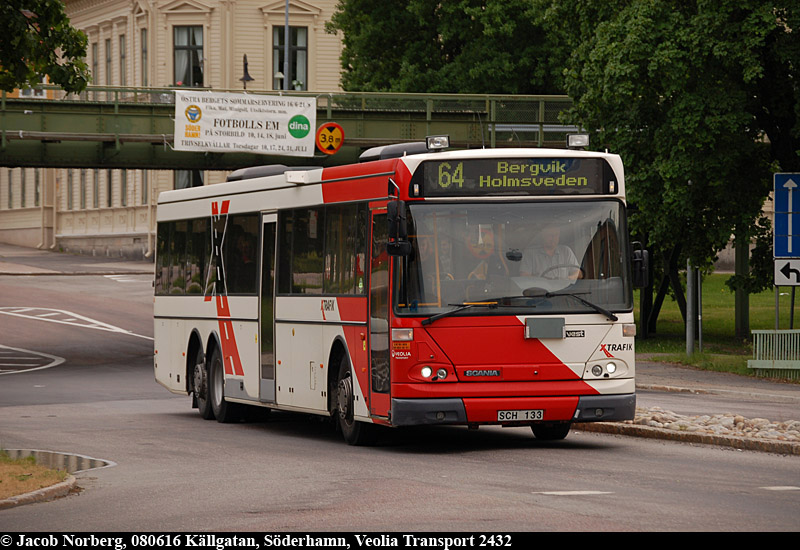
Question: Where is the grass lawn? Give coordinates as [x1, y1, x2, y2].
[0, 451, 67, 501]
[635, 272, 800, 378]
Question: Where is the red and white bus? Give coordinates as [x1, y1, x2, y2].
[154, 136, 647, 444]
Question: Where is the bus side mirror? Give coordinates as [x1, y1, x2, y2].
[387, 200, 412, 256]
[631, 243, 649, 289]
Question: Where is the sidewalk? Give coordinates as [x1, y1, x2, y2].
[0, 242, 152, 275]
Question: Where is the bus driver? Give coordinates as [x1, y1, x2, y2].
[519, 224, 582, 280]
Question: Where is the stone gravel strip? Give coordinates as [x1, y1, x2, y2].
[0, 475, 76, 510]
[576, 406, 800, 455]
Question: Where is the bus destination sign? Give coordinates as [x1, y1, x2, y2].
[421, 158, 609, 197]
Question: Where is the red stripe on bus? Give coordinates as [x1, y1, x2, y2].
[215, 295, 244, 376]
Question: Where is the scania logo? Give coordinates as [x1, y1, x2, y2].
[464, 369, 500, 377]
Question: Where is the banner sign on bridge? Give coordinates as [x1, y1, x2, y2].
[174, 91, 316, 157]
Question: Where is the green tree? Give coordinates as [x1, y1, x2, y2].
[538, 0, 798, 329]
[0, 0, 90, 94]
[327, 0, 563, 93]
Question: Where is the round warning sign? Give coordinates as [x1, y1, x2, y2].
[315, 123, 345, 155]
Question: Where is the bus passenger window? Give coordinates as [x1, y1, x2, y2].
[155, 222, 171, 295]
[186, 218, 207, 294]
[291, 208, 324, 294]
[224, 214, 259, 294]
[170, 221, 188, 294]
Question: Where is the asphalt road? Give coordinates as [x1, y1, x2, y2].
[0, 244, 798, 531]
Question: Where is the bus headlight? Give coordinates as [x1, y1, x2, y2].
[586, 360, 626, 378]
[420, 366, 433, 378]
[436, 368, 448, 380]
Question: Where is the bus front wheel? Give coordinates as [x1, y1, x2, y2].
[531, 422, 571, 441]
[336, 355, 374, 446]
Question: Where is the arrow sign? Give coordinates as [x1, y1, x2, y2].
[786, 178, 797, 254]
[775, 259, 800, 286]
[773, 173, 800, 258]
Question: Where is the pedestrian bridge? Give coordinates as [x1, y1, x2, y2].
[0, 86, 573, 171]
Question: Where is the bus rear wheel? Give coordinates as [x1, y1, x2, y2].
[531, 422, 571, 441]
[209, 347, 244, 423]
[193, 348, 214, 420]
[336, 354, 375, 446]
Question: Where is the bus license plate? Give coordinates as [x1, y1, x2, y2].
[498, 409, 544, 421]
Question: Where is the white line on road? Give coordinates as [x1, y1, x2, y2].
[0, 307, 153, 340]
[533, 491, 614, 496]
[0, 344, 65, 376]
[761, 486, 800, 491]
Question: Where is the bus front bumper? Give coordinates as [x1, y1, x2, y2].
[390, 393, 636, 427]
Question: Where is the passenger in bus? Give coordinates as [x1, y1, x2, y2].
[466, 224, 508, 280]
[231, 232, 257, 292]
[520, 224, 582, 280]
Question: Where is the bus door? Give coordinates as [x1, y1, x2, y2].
[259, 213, 277, 403]
[369, 209, 391, 417]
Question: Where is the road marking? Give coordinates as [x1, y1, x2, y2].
[533, 491, 614, 496]
[0, 345, 65, 376]
[104, 274, 149, 284]
[0, 307, 153, 340]
[761, 486, 800, 491]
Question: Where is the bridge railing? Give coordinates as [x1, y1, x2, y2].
[10, 85, 575, 148]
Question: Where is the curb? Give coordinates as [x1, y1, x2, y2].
[0, 475, 77, 510]
[574, 422, 800, 455]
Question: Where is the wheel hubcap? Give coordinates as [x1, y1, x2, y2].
[337, 375, 353, 421]
[193, 362, 207, 400]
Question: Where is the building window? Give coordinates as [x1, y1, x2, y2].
[93, 169, 99, 208]
[141, 170, 148, 205]
[20, 77, 46, 98]
[80, 169, 87, 209]
[121, 169, 127, 206]
[21, 169, 26, 208]
[174, 26, 203, 87]
[34, 169, 40, 206]
[119, 35, 126, 87]
[140, 29, 148, 86]
[175, 170, 203, 189]
[67, 170, 73, 210]
[105, 39, 112, 85]
[107, 170, 113, 207]
[92, 43, 98, 83]
[7, 169, 13, 209]
[273, 26, 307, 90]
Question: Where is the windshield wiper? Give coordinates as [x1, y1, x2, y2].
[420, 301, 500, 326]
[522, 288, 618, 321]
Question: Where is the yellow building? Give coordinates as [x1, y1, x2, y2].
[0, 0, 343, 257]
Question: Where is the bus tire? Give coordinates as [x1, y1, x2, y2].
[209, 346, 243, 423]
[336, 354, 374, 446]
[531, 422, 571, 441]
[192, 347, 214, 420]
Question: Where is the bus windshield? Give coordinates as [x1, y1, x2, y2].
[396, 200, 632, 317]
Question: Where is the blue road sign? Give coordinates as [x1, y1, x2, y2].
[774, 173, 800, 258]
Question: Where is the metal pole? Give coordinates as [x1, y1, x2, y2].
[284, 0, 290, 91]
[686, 260, 694, 356]
[791, 287, 796, 329]
[698, 273, 703, 352]
[776, 286, 780, 330]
